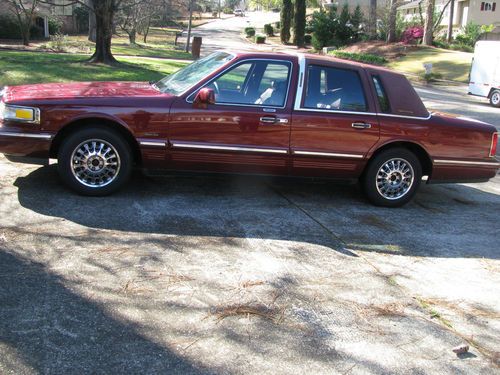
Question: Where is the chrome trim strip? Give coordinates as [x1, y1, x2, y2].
[0, 131, 52, 140]
[186, 58, 293, 110]
[293, 150, 364, 159]
[140, 141, 166, 147]
[171, 142, 288, 154]
[433, 159, 500, 167]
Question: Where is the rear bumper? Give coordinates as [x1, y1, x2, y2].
[0, 131, 53, 163]
[430, 158, 500, 183]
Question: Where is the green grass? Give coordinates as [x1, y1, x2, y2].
[0, 50, 189, 86]
[388, 47, 473, 83]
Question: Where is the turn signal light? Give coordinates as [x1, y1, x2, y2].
[490, 132, 498, 157]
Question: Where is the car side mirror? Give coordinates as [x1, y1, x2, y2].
[193, 88, 215, 108]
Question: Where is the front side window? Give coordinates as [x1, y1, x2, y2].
[202, 60, 291, 107]
[303, 65, 367, 112]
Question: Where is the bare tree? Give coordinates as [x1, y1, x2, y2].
[5, 0, 39, 46]
[422, 0, 434, 45]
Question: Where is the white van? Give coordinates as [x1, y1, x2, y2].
[468, 40, 500, 107]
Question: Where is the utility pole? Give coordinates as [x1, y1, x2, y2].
[218, 0, 221, 18]
[447, 0, 455, 42]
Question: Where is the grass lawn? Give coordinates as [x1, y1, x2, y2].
[387, 47, 473, 83]
[0, 50, 188, 86]
[38, 31, 192, 60]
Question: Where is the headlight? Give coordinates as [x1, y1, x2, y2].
[0, 102, 40, 124]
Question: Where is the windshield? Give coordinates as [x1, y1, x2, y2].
[155, 51, 235, 95]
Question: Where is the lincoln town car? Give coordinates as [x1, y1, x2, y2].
[0, 51, 498, 206]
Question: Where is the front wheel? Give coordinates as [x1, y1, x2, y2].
[490, 90, 500, 108]
[58, 127, 132, 196]
[362, 148, 422, 207]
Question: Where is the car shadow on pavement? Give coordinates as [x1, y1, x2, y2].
[14, 165, 500, 260]
[0, 249, 210, 374]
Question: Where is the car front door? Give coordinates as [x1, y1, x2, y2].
[290, 61, 380, 179]
[168, 58, 295, 175]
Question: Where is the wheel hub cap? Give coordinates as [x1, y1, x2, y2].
[376, 158, 414, 200]
[492, 93, 500, 105]
[71, 139, 121, 188]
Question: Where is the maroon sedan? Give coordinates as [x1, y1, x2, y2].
[0, 51, 498, 206]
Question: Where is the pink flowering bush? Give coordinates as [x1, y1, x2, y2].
[401, 26, 424, 44]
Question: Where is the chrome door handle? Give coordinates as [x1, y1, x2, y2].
[260, 116, 277, 124]
[352, 122, 372, 129]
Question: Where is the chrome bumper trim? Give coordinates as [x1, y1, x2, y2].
[140, 141, 166, 147]
[433, 159, 500, 167]
[0, 131, 52, 140]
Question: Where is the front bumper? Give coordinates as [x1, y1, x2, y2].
[0, 130, 53, 163]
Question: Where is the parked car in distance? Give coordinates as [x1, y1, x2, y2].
[233, 9, 245, 16]
[468, 40, 500, 107]
[0, 51, 498, 206]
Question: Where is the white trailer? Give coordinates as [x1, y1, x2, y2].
[468, 40, 500, 107]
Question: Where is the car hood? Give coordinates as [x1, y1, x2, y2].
[3, 81, 168, 102]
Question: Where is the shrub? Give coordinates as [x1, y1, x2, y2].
[264, 23, 274, 36]
[330, 51, 387, 65]
[48, 18, 63, 35]
[275, 21, 281, 29]
[255, 34, 266, 44]
[419, 72, 443, 83]
[212, 11, 218, 17]
[223, 7, 232, 14]
[48, 33, 70, 52]
[245, 27, 256, 37]
[309, 4, 365, 50]
[304, 34, 312, 44]
[454, 22, 493, 47]
[401, 26, 423, 44]
[0, 15, 21, 39]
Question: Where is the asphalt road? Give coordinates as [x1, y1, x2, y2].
[1, 15, 500, 374]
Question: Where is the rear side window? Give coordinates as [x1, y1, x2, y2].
[372, 75, 390, 113]
[303, 65, 367, 112]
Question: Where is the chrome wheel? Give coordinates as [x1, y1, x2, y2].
[491, 91, 500, 106]
[376, 158, 414, 200]
[70, 139, 121, 188]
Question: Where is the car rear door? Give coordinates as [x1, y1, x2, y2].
[290, 59, 380, 179]
[167, 57, 296, 175]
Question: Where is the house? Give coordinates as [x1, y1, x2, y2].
[321, 0, 388, 16]
[398, 0, 500, 31]
[0, 0, 79, 38]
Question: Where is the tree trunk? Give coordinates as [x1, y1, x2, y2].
[143, 18, 151, 43]
[293, 0, 305, 47]
[128, 29, 136, 44]
[88, 8, 97, 42]
[423, 0, 435, 45]
[387, 0, 398, 43]
[21, 25, 30, 46]
[369, 0, 377, 39]
[88, 0, 117, 64]
[447, 0, 454, 42]
[280, 0, 292, 44]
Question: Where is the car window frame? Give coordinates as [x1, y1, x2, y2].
[300, 63, 370, 113]
[186, 58, 294, 109]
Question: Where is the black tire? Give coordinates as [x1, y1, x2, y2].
[362, 148, 422, 207]
[490, 90, 500, 108]
[57, 127, 132, 196]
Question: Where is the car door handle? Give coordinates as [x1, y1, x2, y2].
[352, 122, 372, 129]
[260, 116, 277, 124]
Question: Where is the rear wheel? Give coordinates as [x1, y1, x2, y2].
[362, 148, 422, 207]
[58, 127, 132, 196]
[490, 90, 500, 108]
